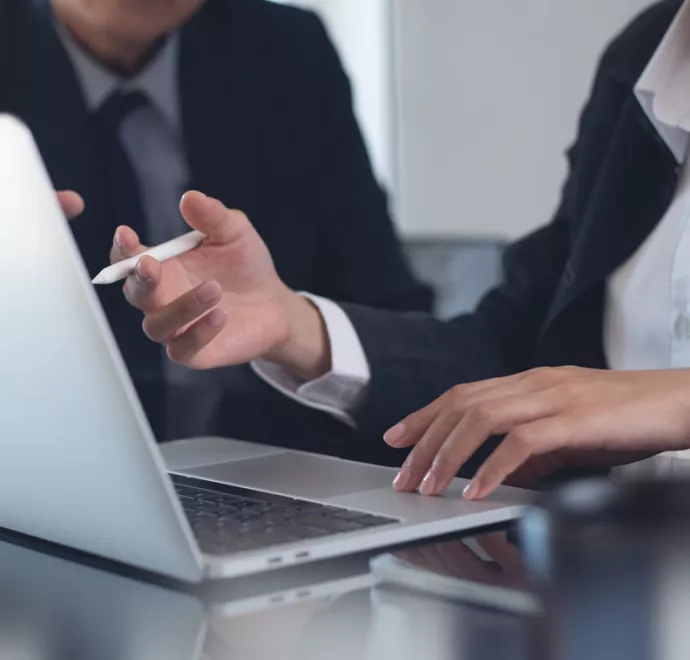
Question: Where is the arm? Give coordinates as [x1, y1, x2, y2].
[386, 366, 690, 500]
[339, 43, 631, 441]
[303, 14, 433, 313]
[109, 35, 627, 449]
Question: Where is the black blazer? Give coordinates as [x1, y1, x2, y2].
[271, 0, 683, 469]
[0, 0, 431, 442]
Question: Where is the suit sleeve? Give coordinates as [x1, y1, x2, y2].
[303, 14, 434, 313]
[340, 48, 630, 443]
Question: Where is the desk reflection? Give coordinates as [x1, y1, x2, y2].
[0, 534, 530, 660]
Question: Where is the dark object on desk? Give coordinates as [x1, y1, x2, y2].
[521, 478, 690, 660]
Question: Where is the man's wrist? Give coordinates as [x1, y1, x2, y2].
[264, 288, 332, 381]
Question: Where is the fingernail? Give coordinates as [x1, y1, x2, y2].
[463, 481, 480, 500]
[134, 260, 151, 283]
[383, 423, 405, 446]
[206, 308, 226, 328]
[114, 229, 124, 251]
[196, 281, 221, 305]
[419, 472, 438, 496]
[393, 468, 411, 491]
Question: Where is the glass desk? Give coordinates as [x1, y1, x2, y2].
[0, 528, 533, 660]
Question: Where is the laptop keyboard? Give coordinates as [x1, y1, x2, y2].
[171, 475, 399, 556]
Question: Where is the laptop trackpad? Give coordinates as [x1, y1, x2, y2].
[187, 454, 397, 500]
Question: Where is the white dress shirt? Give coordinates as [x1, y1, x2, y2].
[255, 0, 690, 475]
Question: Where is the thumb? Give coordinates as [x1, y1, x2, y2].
[180, 191, 251, 245]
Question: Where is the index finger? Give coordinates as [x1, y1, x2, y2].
[110, 225, 148, 264]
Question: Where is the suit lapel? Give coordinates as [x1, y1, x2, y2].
[545, 97, 680, 329]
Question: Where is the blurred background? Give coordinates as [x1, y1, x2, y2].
[276, 0, 655, 317]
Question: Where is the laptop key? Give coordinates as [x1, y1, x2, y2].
[172, 476, 400, 556]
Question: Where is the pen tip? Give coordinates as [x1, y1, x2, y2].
[91, 273, 106, 285]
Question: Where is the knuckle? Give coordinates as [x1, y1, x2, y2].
[466, 402, 495, 428]
[231, 209, 249, 222]
[554, 365, 579, 381]
[166, 342, 189, 365]
[142, 317, 163, 343]
[122, 277, 147, 307]
[448, 384, 470, 407]
[559, 382, 582, 399]
[509, 426, 534, 452]
[531, 366, 571, 387]
[526, 368, 554, 386]
[228, 209, 250, 229]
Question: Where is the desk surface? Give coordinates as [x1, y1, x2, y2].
[0, 530, 534, 660]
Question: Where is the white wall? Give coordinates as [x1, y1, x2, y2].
[394, 0, 656, 239]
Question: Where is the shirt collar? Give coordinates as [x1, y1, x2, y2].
[635, 0, 690, 164]
[54, 19, 181, 131]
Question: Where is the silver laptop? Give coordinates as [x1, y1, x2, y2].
[0, 115, 527, 583]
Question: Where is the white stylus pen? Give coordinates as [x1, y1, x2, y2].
[91, 230, 206, 285]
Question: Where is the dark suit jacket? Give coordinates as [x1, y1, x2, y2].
[0, 0, 431, 442]
[264, 0, 683, 470]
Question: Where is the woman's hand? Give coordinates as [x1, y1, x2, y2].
[384, 367, 690, 500]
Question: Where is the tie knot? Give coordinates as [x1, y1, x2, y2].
[94, 89, 150, 131]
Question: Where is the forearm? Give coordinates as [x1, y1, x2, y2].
[265, 288, 332, 381]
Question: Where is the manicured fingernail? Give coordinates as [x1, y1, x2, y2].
[463, 481, 480, 500]
[114, 229, 124, 251]
[196, 281, 221, 305]
[206, 308, 226, 328]
[393, 468, 411, 491]
[383, 423, 405, 445]
[419, 471, 438, 496]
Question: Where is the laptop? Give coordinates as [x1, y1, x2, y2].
[0, 114, 527, 583]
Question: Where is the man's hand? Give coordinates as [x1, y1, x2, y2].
[384, 367, 690, 500]
[57, 190, 84, 219]
[111, 191, 331, 377]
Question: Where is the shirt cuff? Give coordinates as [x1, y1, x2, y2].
[251, 293, 371, 427]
